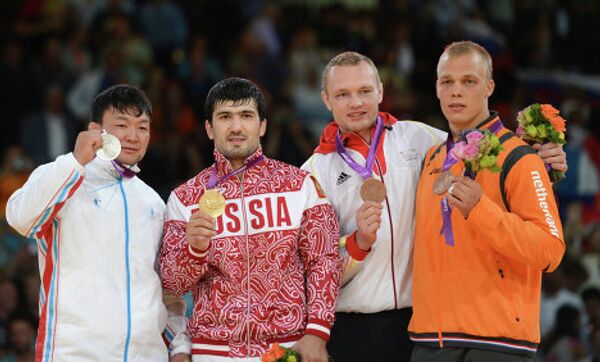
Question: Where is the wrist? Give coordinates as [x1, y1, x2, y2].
[302, 333, 328, 345]
[187, 243, 210, 259]
[345, 232, 370, 261]
[355, 232, 372, 251]
[187, 237, 211, 252]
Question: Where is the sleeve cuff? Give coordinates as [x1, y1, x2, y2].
[169, 332, 192, 355]
[66, 152, 86, 173]
[345, 232, 370, 261]
[186, 243, 209, 260]
[305, 319, 332, 342]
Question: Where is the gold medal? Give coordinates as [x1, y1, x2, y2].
[360, 178, 387, 203]
[198, 189, 226, 218]
[433, 171, 453, 195]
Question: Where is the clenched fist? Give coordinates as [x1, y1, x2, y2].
[186, 210, 216, 251]
[73, 129, 103, 166]
[355, 201, 383, 250]
[447, 176, 483, 218]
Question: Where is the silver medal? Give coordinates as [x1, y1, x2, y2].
[96, 131, 121, 161]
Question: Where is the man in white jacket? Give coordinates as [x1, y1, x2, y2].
[6, 84, 189, 361]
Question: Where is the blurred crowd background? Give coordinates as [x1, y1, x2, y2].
[0, 0, 599, 361]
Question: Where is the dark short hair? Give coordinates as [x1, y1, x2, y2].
[90, 84, 152, 124]
[204, 77, 266, 123]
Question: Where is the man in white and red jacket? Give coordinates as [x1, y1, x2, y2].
[159, 77, 342, 362]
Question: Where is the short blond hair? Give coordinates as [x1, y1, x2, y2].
[437, 41, 493, 80]
[322, 51, 381, 91]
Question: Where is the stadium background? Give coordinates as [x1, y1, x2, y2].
[1, 0, 599, 360]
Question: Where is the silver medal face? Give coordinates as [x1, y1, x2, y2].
[96, 132, 121, 161]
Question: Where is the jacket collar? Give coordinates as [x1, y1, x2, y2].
[314, 112, 398, 154]
[474, 111, 500, 131]
[86, 157, 140, 182]
[213, 146, 265, 177]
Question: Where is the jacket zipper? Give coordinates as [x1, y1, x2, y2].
[238, 174, 252, 355]
[375, 160, 398, 309]
[118, 179, 132, 361]
[353, 130, 398, 309]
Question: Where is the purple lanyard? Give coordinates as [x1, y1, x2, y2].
[334, 116, 385, 180]
[206, 154, 265, 189]
[440, 118, 503, 246]
[112, 161, 137, 178]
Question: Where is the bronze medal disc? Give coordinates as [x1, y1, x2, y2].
[433, 171, 453, 195]
[198, 189, 226, 218]
[360, 178, 387, 203]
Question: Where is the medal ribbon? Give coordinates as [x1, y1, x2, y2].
[440, 119, 504, 246]
[334, 116, 385, 180]
[112, 161, 137, 178]
[206, 154, 265, 189]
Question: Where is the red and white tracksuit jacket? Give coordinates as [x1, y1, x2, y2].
[159, 148, 342, 358]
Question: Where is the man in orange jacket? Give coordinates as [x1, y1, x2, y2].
[409, 41, 566, 361]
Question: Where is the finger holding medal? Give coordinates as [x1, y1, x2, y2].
[446, 176, 482, 218]
[73, 129, 104, 166]
[355, 201, 383, 250]
[185, 208, 217, 251]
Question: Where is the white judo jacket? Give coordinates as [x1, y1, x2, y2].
[302, 112, 446, 314]
[6, 153, 178, 362]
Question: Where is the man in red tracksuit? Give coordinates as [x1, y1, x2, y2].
[159, 77, 342, 362]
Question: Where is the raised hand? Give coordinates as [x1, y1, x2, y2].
[446, 176, 483, 218]
[355, 200, 383, 250]
[533, 142, 567, 172]
[73, 129, 103, 166]
[185, 209, 216, 251]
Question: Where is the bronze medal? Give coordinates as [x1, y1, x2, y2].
[433, 171, 453, 195]
[360, 178, 387, 203]
[198, 189, 226, 218]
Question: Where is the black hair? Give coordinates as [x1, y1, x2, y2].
[204, 77, 266, 123]
[90, 84, 152, 124]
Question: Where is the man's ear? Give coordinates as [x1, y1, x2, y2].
[259, 119, 267, 137]
[486, 79, 495, 98]
[321, 90, 332, 112]
[205, 120, 214, 140]
[88, 122, 101, 131]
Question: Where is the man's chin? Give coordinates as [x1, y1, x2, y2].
[116, 156, 141, 166]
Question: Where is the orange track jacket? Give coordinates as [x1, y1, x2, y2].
[408, 115, 565, 357]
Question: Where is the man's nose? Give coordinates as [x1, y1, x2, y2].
[349, 93, 364, 107]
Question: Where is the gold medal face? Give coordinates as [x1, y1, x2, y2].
[198, 189, 226, 218]
[360, 178, 387, 203]
[433, 171, 454, 195]
[96, 132, 121, 161]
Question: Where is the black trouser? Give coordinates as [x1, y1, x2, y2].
[327, 308, 413, 362]
[410, 345, 533, 362]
